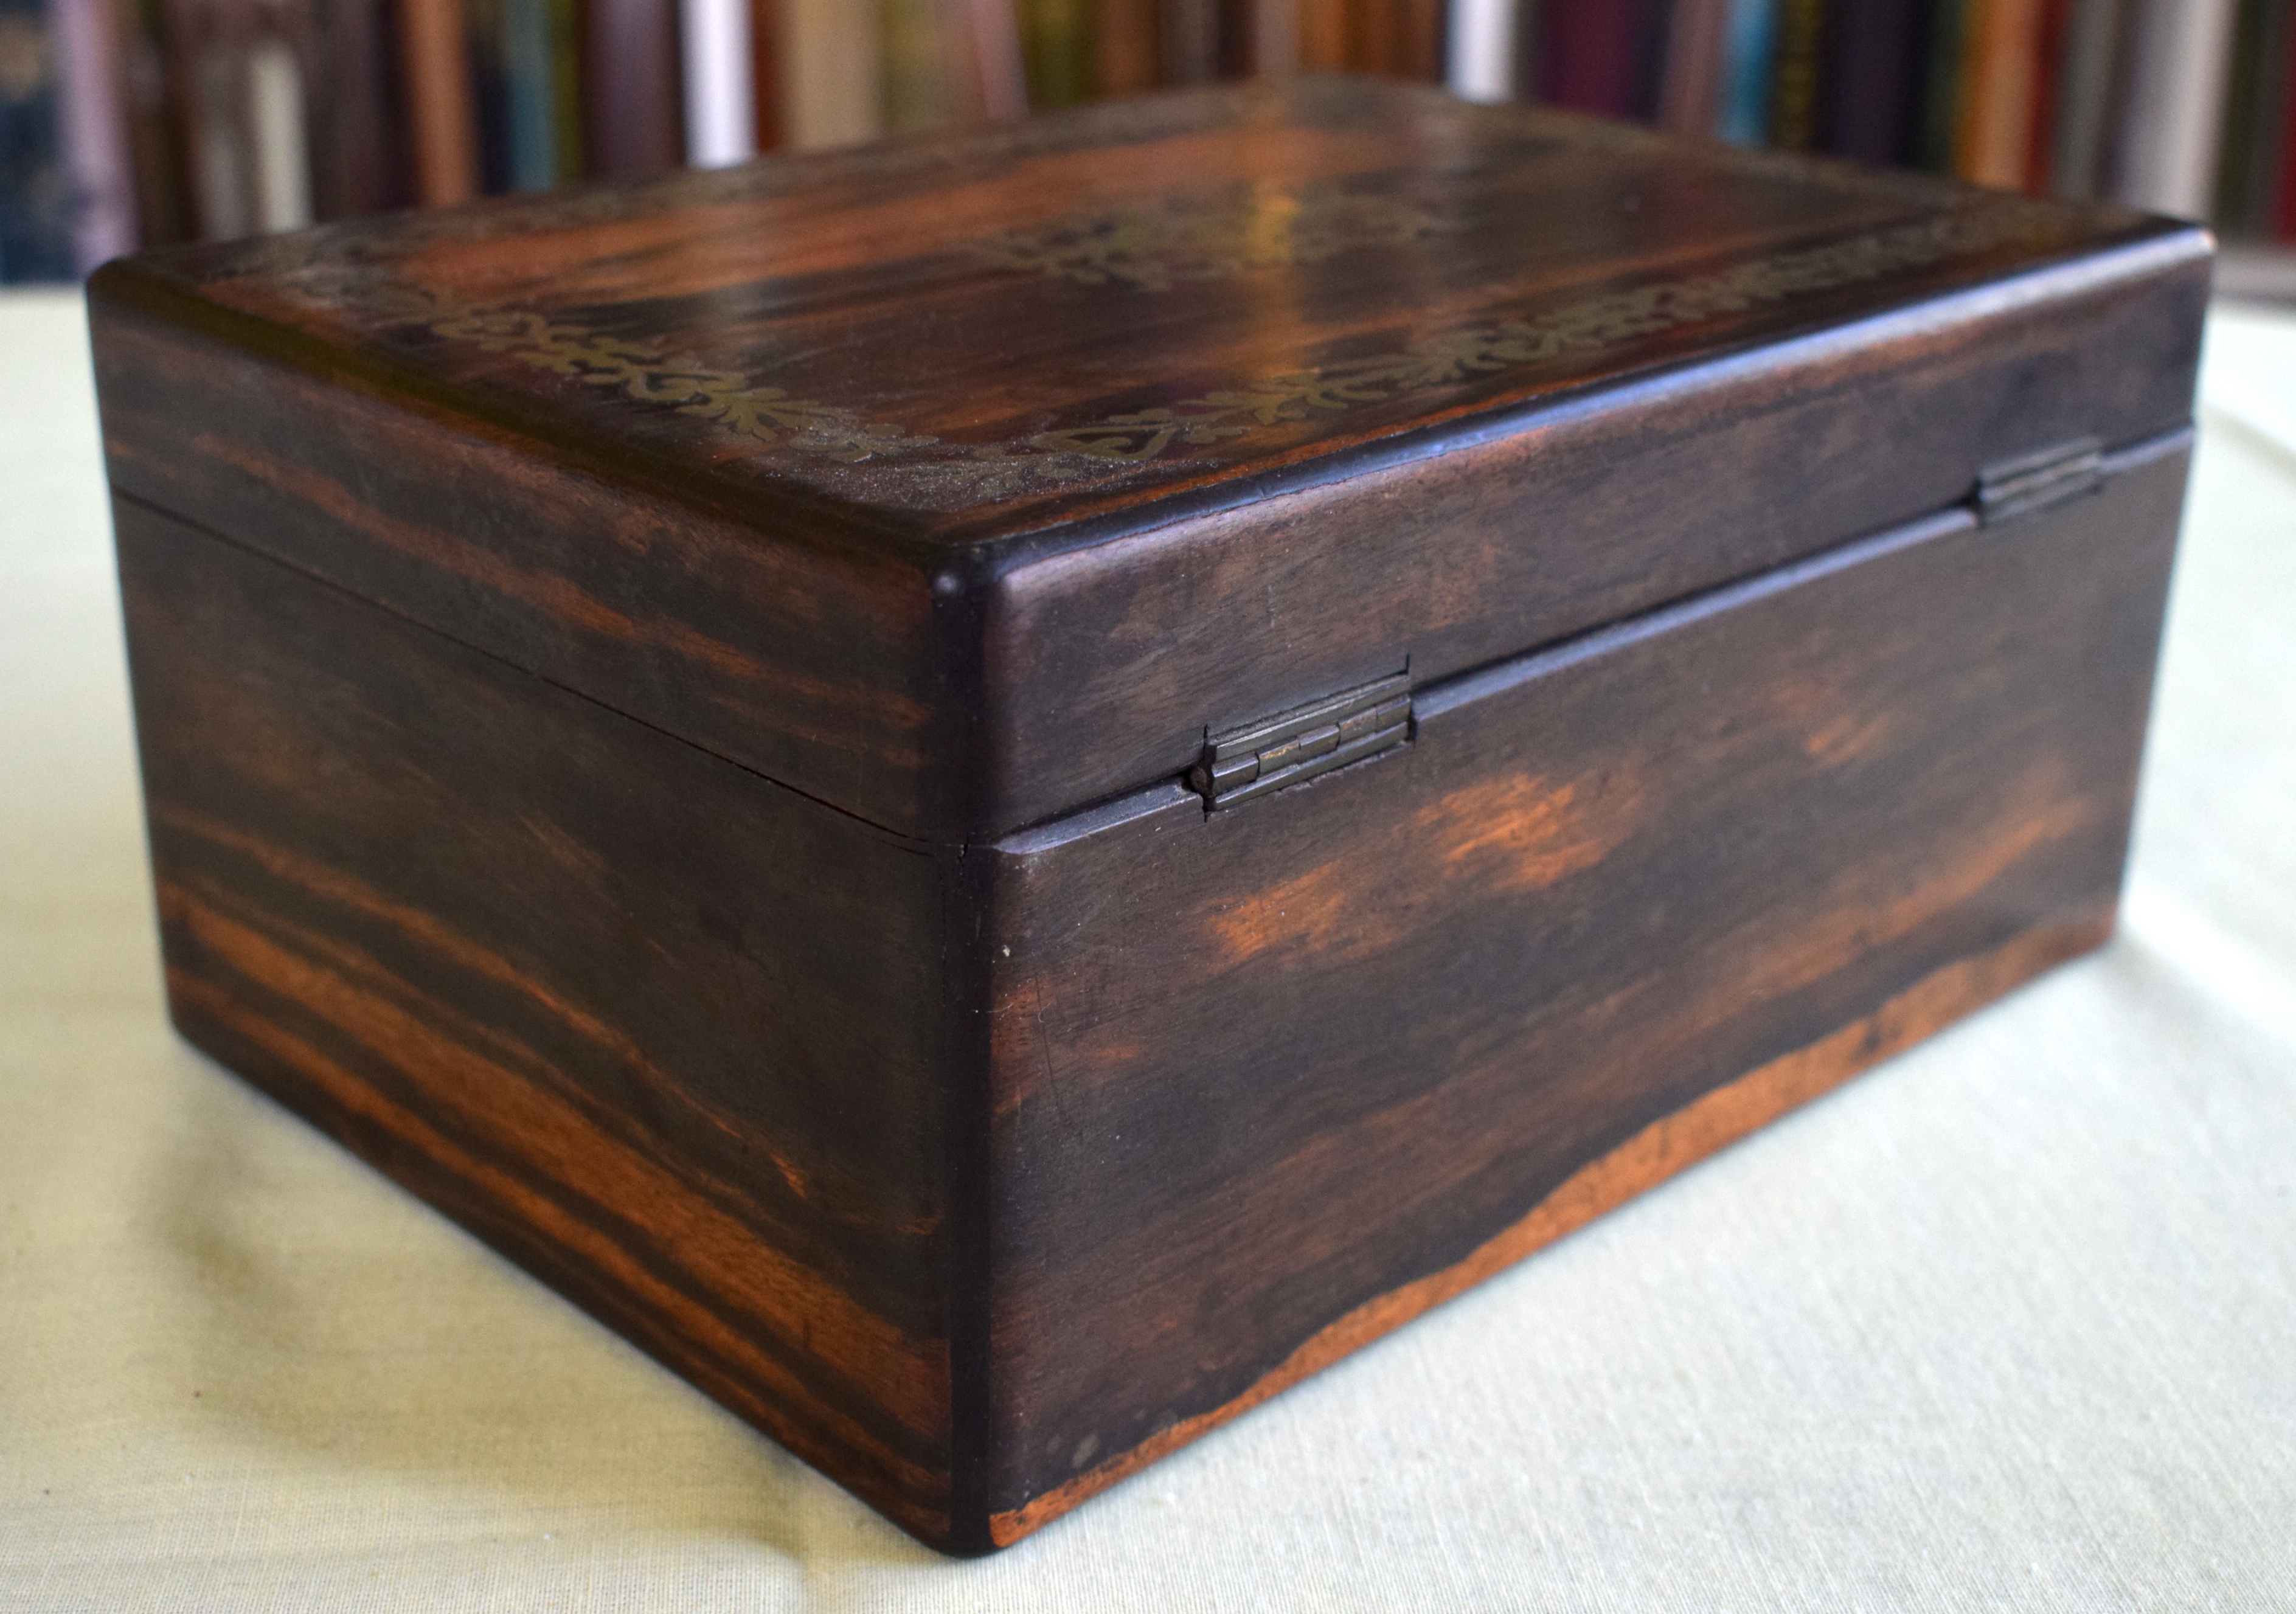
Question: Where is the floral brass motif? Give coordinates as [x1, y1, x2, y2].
[972, 182, 1447, 291]
[429, 304, 938, 462]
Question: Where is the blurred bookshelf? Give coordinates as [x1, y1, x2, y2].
[2, 0, 2290, 293]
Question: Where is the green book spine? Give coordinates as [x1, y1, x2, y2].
[1020, 0, 1093, 106]
[547, 0, 583, 182]
[1916, 0, 1971, 171]
[881, 0, 947, 130]
[1767, 0, 1828, 148]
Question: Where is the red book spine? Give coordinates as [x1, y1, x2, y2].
[2280, 20, 2296, 240]
[2023, 0, 2072, 192]
[1539, 0, 1649, 116]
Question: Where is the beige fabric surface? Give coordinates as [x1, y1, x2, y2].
[2, 290, 2292, 1611]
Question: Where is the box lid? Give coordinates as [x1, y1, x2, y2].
[91, 78, 2208, 840]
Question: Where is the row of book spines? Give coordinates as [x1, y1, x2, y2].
[1487, 0, 2283, 229]
[27, 0, 2296, 280]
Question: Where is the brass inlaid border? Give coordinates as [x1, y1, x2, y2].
[277, 185, 2073, 492]
[429, 303, 940, 463]
[1022, 203, 2067, 462]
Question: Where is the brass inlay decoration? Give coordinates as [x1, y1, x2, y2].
[276, 181, 2070, 494]
[973, 182, 1446, 291]
[1022, 206, 2062, 462]
[428, 303, 939, 462]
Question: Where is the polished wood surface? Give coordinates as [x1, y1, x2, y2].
[116, 499, 960, 1544]
[987, 907, 2111, 1547]
[974, 442, 2184, 1534]
[94, 81, 2202, 1554]
[88, 78, 2207, 839]
[99, 78, 2181, 544]
[109, 441, 2188, 1552]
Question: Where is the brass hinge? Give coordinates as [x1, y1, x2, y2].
[1974, 435, 2103, 526]
[1188, 672, 1412, 811]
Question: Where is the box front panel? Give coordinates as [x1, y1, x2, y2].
[115, 502, 960, 1545]
[980, 443, 2188, 1539]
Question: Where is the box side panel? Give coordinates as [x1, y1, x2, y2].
[115, 503, 960, 1547]
[982, 236, 2207, 834]
[89, 274, 946, 841]
[979, 445, 2188, 1541]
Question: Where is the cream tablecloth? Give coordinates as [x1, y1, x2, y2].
[3, 291, 2292, 1612]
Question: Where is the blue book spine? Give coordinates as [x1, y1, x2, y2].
[1718, 0, 1780, 145]
[503, 0, 559, 192]
[0, 0, 75, 280]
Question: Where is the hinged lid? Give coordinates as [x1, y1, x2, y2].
[1975, 436, 2105, 525]
[89, 78, 2210, 842]
[1189, 672, 1412, 810]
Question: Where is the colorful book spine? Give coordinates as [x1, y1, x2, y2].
[2213, 0, 2289, 234]
[881, 0, 948, 130]
[2272, 1, 2296, 238]
[502, 0, 564, 189]
[1449, 0, 1519, 103]
[1817, 0, 1927, 165]
[1294, 0, 1342, 69]
[1358, 0, 1442, 80]
[304, 0, 404, 221]
[1019, 0, 1093, 107]
[1254, 0, 1300, 78]
[1540, 0, 1661, 117]
[1766, 0, 1826, 150]
[957, 0, 1027, 120]
[2112, 0, 2239, 217]
[1, 0, 75, 277]
[550, 0, 583, 177]
[2021, 0, 2071, 192]
[469, 0, 512, 193]
[116, 0, 192, 248]
[681, 0, 757, 165]
[780, 0, 879, 148]
[245, 13, 309, 229]
[749, 0, 778, 149]
[1915, 0, 1971, 170]
[584, 0, 682, 179]
[2046, 0, 2124, 199]
[1657, 0, 1730, 137]
[398, 0, 479, 202]
[48, 0, 139, 268]
[1718, 0, 1779, 143]
[1094, 0, 1161, 92]
[1957, 0, 2049, 189]
[1164, 0, 1219, 84]
[1511, 0, 1544, 102]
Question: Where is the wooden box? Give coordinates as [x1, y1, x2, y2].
[90, 79, 2207, 1554]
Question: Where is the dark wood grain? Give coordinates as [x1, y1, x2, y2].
[115, 499, 962, 1547]
[86, 77, 2205, 839]
[974, 442, 2185, 1537]
[975, 232, 2205, 830]
[94, 79, 2203, 1554]
[108, 78, 2181, 541]
[88, 289, 948, 839]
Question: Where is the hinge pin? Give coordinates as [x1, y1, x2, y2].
[1188, 672, 1412, 810]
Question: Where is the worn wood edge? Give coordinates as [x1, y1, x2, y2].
[983, 902, 2115, 1548]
